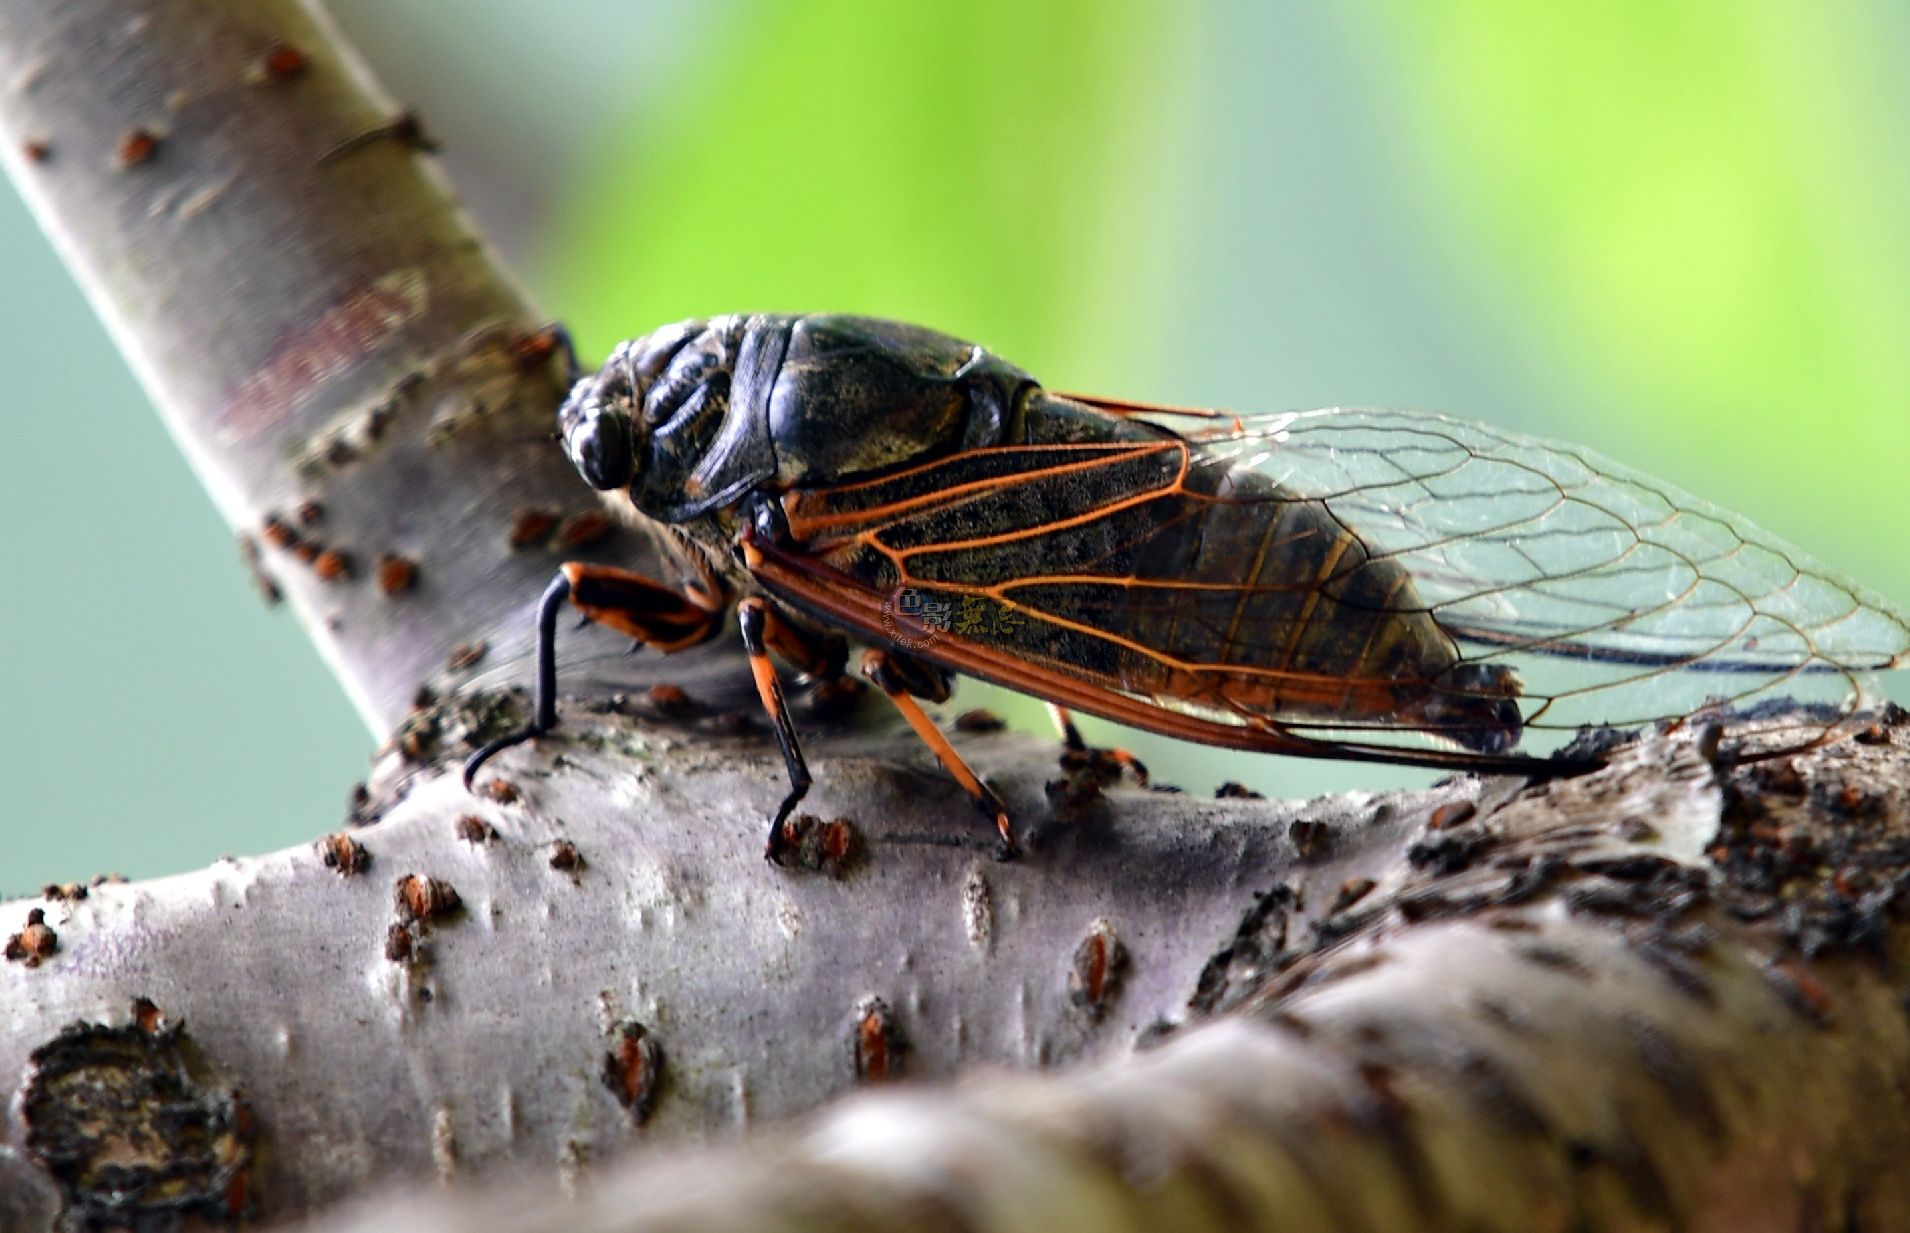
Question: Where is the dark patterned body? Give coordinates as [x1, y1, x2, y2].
[471, 310, 1907, 857]
[565, 313, 1519, 752]
[779, 391, 1519, 749]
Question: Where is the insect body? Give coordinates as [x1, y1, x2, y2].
[466, 314, 1910, 860]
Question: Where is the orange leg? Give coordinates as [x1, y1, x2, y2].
[1047, 704, 1151, 786]
[563, 561, 726, 651]
[464, 563, 724, 788]
[738, 598, 826, 863]
[865, 649, 1019, 859]
[1047, 702, 1086, 749]
[758, 604, 848, 682]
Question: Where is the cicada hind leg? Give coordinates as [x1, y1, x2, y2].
[1047, 705, 1152, 786]
[740, 603, 1017, 861]
[862, 649, 1020, 861]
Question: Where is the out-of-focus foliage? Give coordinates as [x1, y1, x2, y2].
[551, 0, 1195, 376]
[1354, 1, 1910, 602]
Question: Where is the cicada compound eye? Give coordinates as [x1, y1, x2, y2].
[558, 376, 635, 491]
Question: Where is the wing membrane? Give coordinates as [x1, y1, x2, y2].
[767, 396, 1908, 763]
[1136, 403, 1909, 740]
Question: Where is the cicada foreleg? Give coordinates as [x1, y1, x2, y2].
[462, 562, 726, 790]
[863, 649, 1020, 861]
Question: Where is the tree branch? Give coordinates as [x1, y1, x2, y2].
[0, 694, 1455, 1226]
[0, 0, 686, 732]
[8, 712, 1908, 1232]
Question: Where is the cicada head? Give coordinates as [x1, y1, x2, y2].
[553, 324, 744, 507]
[557, 369, 634, 491]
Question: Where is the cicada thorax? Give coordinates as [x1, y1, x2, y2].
[611, 314, 1031, 527]
[777, 391, 1525, 753]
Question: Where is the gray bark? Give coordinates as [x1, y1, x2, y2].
[0, 0, 740, 735]
[5, 3, 1910, 1233]
[291, 712, 1910, 1233]
[9, 711, 1910, 1233]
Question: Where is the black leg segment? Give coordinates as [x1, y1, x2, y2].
[739, 598, 813, 863]
[462, 570, 573, 789]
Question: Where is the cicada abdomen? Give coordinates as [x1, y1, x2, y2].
[1140, 403, 1907, 756]
[780, 394, 1527, 760]
[772, 390, 1909, 767]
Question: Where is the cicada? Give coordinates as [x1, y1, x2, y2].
[465, 314, 1909, 860]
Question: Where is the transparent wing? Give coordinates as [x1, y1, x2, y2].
[1174, 406, 1909, 746]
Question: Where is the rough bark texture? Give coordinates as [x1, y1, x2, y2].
[290, 723, 1910, 1233]
[7, 694, 1411, 1225]
[6, 3, 1910, 1233]
[7, 714, 1910, 1232]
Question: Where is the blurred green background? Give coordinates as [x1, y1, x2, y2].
[4, 1, 1907, 892]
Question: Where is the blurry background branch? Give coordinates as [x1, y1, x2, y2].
[0, 0, 687, 737]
